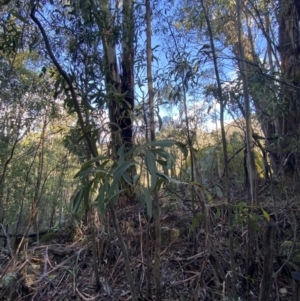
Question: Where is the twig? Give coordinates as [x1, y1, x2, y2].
[42, 246, 48, 277]
[0, 223, 13, 258]
[75, 287, 98, 301]
[138, 213, 145, 287]
[171, 273, 200, 285]
[176, 251, 206, 261]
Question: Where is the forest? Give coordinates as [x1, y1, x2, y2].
[0, 0, 300, 300]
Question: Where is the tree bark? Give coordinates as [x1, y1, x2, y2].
[277, 0, 300, 178]
[121, 0, 134, 151]
[91, 0, 134, 155]
[146, 0, 161, 298]
[259, 222, 276, 301]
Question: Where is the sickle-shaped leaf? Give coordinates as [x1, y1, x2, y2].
[175, 141, 188, 160]
[261, 208, 271, 222]
[72, 187, 84, 214]
[117, 145, 125, 164]
[146, 139, 175, 148]
[151, 148, 175, 169]
[80, 155, 109, 169]
[109, 161, 136, 194]
[145, 149, 157, 191]
[123, 171, 133, 185]
[156, 171, 186, 185]
[133, 174, 140, 184]
[108, 189, 127, 204]
[83, 180, 94, 210]
[74, 166, 93, 179]
[74, 166, 108, 179]
[156, 159, 168, 166]
[136, 189, 145, 204]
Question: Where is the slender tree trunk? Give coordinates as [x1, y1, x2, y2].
[236, 0, 258, 289]
[0, 135, 19, 223]
[236, 0, 257, 204]
[15, 139, 41, 236]
[201, 0, 237, 298]
[85, 109, 101, 291]
[16, 119, 47, 254]
[146, 0, 161, 299]
[109, 204, 138, 301]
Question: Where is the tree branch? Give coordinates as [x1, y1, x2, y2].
[30, 4, 97, 158]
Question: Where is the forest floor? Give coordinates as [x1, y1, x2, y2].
[0, 188, 299, 301]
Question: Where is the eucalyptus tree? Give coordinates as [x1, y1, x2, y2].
[0, 0, 81, 244]
[145, 0, 162, 298]
[0, 51, 55, 225]
[179, 0, 300, 181]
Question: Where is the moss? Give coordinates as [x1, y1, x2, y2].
[40, 231, 55, 243]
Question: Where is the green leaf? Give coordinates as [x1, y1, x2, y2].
[152, 148, 175, 169]
[215, 207, 221, 219]
[150, 148, 167, 157]
[249, 215, 261, 231]
[204, 189, 213, 202]
[114, 161, 136, 179]
[74, 166, 108, 179]
[109, 161, 136, 194]
[124, 145, 136, 160]
[146, 139, 175, 148]
[108, 189, 127, 204]
[145, 149, 157, 191]
[117, 144, 125, 164]
[156, 178, 165, 191]
[72, 188, 84, 213]
[83, 180, 94, 210]
[261, 209, 271, 222]
[74, 166, 93, 179]
[151, 148, 172, 159]
[156, 171, 186, 185]
[156, 159, 168, 166]
[136, 187, 152, 216]
[175, 141, 188, 159]
[215, 185, 223, 198]
[191, 213, 204, 231]
[133, 174, 140, 184]
[136, 190, 145, 204]
[80, 155, 108, 170]
[123, 171, 133, 185]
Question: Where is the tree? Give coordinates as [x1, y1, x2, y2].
[89, 0, 135, 154]
[276, 0, 300, 178]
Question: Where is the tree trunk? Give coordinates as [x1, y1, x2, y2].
[91, 0, 134, 156]
[146, 0, 161, 298]
[276, 0, 300, 178]
[121, 0, 134, 151]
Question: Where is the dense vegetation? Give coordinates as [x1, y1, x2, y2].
[0, 0, 300, 300]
